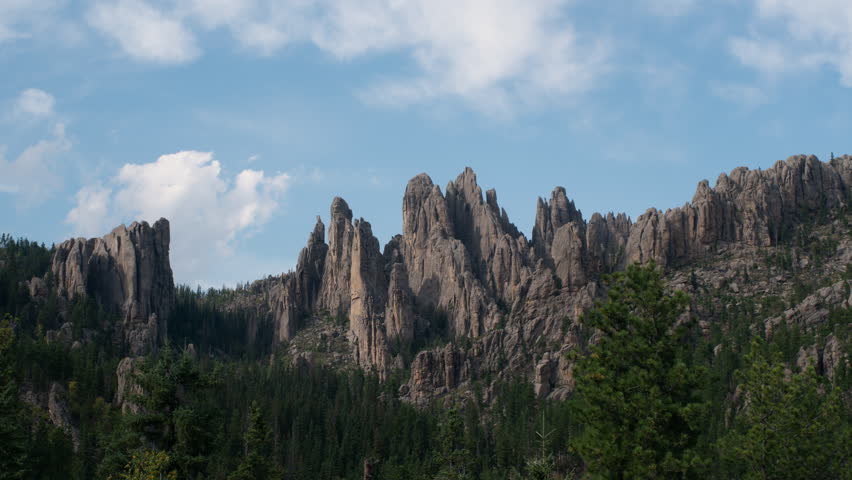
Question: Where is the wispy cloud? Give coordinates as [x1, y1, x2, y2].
[75, 0, 609, 115]
[0, 123, 70, 208]
[14, 88, 55, 117]
[733, 0, 852, 86]
[87, 0, 200, 64]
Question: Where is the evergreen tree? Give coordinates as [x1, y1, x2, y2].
[0, 317, 29, 480]
[719, 339, 852, 480]
[116, 449, 177, 480]
[228, 401, 282, 480]
[433, 407, 473, 480]
[571, 263, 709, 479]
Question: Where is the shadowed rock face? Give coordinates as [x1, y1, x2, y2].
[52, 218, 174, 356]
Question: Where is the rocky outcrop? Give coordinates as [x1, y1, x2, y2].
[349, 219, 390, 370]
[446, 168, 531, 304]
[48, 382, 80, 451]
[296, 217, 328, 314]
[271, 218, 329, 342]
[765, 280, 851, 334]
[401, 173, 500, 338]
[51, 219, 174, 356]
[624, 155, 850, 267]
[402, 344, 470, 406]
[218, 154, 852, 404]
[532, 187, 584, 263]
[318, 198, 355, 319]
[116, 357, 144, 414]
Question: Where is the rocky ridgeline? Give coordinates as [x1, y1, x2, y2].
[45, 154, 852, 406]
[51, 218, 174, 356]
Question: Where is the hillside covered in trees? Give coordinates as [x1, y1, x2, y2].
[2, 157, 852, 479]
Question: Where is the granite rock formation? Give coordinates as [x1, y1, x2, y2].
[44, 153, 852, 407]
[219, 154, 851, 402]
[51, 219, 174, 356]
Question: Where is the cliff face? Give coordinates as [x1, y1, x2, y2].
[47, 154, 852, 405]
[249, 154, 851, 402]
[51, 218, 175, 356]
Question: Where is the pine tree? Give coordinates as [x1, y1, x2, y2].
[0, 317, 29, 480]
[434, 407, 474, 480]
[719, 339, 852, 480]
[117, 449, 177, 480]
[571, 263, 709, 479]
[229, 401, 282, 480]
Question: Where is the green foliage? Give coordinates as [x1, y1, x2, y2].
[0, 316, 29, 480]
[719, 339, 852, 480]
[114, 450, 177, 480]
[433, 408, 474, 480]
[571, 263, 709, 479]
[2, 232, 851, 480]
[228, 401, 281, 480]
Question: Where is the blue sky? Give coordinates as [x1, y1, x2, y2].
[2, 0, 851, 287]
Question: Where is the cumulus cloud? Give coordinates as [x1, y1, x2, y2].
[733, 0, 852, 85]
[87, 0, 200, 64]
[0, 123, 70, 207]
[15, 88, 55, 117]
[66, 151, 291, 284]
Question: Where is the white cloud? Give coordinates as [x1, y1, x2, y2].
[0, 0, 65, 43]
[734, 0, 852, 85]
[0, 123, 70, 207]
[65, 184, 114, 235]
[15, 88, 55, 117]
[314, 0, 607, 111]
[82, 0, 606, 113]
[66, 150, 291, 283]
[87, 0, 200, 64]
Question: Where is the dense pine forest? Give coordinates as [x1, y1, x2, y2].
[1, 230, 850, 480]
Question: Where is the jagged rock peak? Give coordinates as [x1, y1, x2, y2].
[319, 197, 355, 317]
[532, 186, 584, 262]
[403, 173, 454, 240]
[51, 218, 175, 356]
[624, 154, 852, 267]
[308, 216, 325, 244]
[330, 197, 353, 222]
[449, 167, 484, 205]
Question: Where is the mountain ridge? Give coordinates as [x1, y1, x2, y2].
[43, 153, 852, 406]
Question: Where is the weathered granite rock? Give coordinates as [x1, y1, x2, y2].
[532, 187, 584, 263]
[349, 219, 390, 370]
[318, 198, 355, 319]
[403, 344, 470, 406]
[115, 356, 144, 414]
[445, 168, 531, 304]
[48, 382, 80, 451]
[51, 219, 174, 356]
[385, 262, 415, 343]
[296, 217, 329, 314]
[220, 156, 852, 404]
[401, 173, 500, 338]
[624, 155, 851, 267]
[765, 280, 851, 334]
